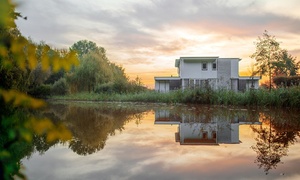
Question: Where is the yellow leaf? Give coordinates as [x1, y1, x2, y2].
[0, 89, 46, 109]
[41, 55, 50, 71]
[30, 98, 46, 109]
[52, 55, 61, 72]
[20, 130, 32, 142]
[27, 118, 52, 135]
[27, 44, 37, 69]
[57, 124, 72, 141]
[0, 45, 8, 57]
[46, 130, 57, 143]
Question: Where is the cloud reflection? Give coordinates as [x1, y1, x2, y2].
[23, 103, 300, 180]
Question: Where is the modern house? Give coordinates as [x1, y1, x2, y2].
[155, 56, 260, 92]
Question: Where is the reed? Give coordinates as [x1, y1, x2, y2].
[51, 86, 300, 108]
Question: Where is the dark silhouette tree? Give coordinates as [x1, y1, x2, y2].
[251, 109, 300, 174]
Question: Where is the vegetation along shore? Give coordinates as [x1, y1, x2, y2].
[50, 86, 300, 109]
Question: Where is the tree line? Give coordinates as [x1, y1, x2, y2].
[19, 39, 146, 98]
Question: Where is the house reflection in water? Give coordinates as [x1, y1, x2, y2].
[154, 109, 260, 145]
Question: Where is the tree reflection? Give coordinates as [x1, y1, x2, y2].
[31, 102, 147, 155]
[32, 135, 60, 155]
[250, 109, 300, 174]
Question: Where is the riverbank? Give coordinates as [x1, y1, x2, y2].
[48, 87, 300, 108]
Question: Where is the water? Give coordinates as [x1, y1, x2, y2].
[22, 101, 300, 180]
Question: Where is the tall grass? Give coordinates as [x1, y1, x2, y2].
[51, 86, 300, 108]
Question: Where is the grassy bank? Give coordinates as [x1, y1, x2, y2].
[50, 86, 300, 108]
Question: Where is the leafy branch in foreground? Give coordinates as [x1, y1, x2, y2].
[0, 1, 78, 179]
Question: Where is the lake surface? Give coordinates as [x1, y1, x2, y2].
[22, 101, 300, 180]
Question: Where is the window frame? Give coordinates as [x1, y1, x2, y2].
[212, 62, 217, 70]
[202, 63, 207, 71]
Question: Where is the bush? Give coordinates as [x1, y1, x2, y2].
[28, 84, 51, 97]
[94, 82, 115, 94]
[273, 76, 300, 87]
[51, 78, 69, 95]
[94, 81, 147, 94]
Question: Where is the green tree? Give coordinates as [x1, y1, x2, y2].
[67, 50, 113, 92]
[273, 49, 299, 77]
[68, 40, 130, 93]
[69, 40, 146, 94]
[251, 30, 282, 90]
[70, 40, 108, 61]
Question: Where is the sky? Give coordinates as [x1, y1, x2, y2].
[15, 0, 300, 88]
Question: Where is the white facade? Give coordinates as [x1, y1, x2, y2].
[155, 56, 260, 92]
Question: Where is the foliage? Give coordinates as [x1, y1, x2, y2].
[51, 78, 69, 95]
[94, 82, 115, 94]
[250, 30, 281, 90]
[273, 49, 299, 76]
[70, 40, 107, 60]
[68, 40, 142, 94]
[52, 87, 300, 108]
[27, 102, 147, 156]
[44, 69, 65, 84]
[0, 1, 78, 179]
[28, 84, 51, 97]
[273, 76, 300, 88]
[94, 76, 146, 94]
[251, 31, 299, 90]
[251, 109, 300, 174]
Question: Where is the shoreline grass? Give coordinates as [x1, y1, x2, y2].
[49, 86, 300, 108]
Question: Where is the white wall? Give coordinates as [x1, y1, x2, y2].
[230, 124, 239, 143]
[230, 59, 239, 78]
[180, 61, 217, 79]
[179, 123, 217, 140]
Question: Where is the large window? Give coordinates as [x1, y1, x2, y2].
[202, 63, 207, 70]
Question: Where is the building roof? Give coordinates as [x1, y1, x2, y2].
[239, 76, 261, 80]
[175, 56, 241, 67]
[180, 56, 219, 60]
[154, 76, 181, 80]
[181, 56, 219, 63]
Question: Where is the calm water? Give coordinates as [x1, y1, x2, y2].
[22, 101, 300, 180]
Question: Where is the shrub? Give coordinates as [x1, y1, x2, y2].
[28, 84, 51, 97]
[94, 83, 115, 94]
[273, 76, 300, 87]
[51, 78, 69, 95]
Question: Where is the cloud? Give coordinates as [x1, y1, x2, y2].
[154, 38, 195, 54]
[16, 0, 300, 49]
[128, 0, 300, 37]
[15, 0, 300, 86]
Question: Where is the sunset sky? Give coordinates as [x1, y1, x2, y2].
[15, 0, 300, 88]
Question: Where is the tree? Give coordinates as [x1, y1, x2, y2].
[67, 50, 113, 92]
[70, 40, 108, 61]
[68, 40, 131, 93]
[251, 30, 282, 90]
[273, 49, 299, 77]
